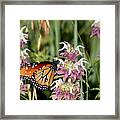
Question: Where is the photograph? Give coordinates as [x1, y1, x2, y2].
[20, 20, 100, 100]
[1, 1, 118, 118]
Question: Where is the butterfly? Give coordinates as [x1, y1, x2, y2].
[20, 61, 63, 90]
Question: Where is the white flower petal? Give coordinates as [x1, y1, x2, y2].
[75, 45, 85, 56]
[50, 78, 63, 90]
[20, 26, 27, 32]
[58, 42, 68, 51]
[77, 58, 88, 71]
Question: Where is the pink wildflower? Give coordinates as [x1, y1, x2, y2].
[20, 84, 28, 95]
[51, 82, 80, 100]
[90, 21, 100, 38]
[60, 49, 79, 62]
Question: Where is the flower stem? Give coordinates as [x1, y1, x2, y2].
[86, 70, 88, 100]
[54, 20, 60, 56]
[37, 34, 41, 52]
[74, 20, 78, 48]
[74, 20, 84, 100]
[80, 80, 84, 100]
[77, 31, 89, 100]
[49, 22, 55, 60]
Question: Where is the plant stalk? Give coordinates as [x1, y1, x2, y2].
[74, 20, 78, 48]
[54, 20, 60, 56]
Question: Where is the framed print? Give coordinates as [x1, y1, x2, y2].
[0, 0, 119, 119]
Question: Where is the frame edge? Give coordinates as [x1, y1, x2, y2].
[1, 0, 119, 119]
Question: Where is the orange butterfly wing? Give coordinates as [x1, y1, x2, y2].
[20, 62, 56, 90]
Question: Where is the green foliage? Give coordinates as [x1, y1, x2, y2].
[20, 94, 29, 100]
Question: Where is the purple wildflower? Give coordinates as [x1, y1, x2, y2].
[71, 68, 84, 81]
[90, 21, 100, 38]
[57, 66, 69, 80]
[57, 59, 85, 82]
[20, 56, 29, 66]
[20, 26, 30, 67]
[20, 84, 28, 95]
[20, 26, 29, 44]
[60, 50, 79, 62]
[51, 82, 80, 100]
[52, 41, 88, 100]
[20, 39, 26, 49]
[20, 49, 30, 67]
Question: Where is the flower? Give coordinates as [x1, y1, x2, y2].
[55, 42, 88, 82]
[51, 41, 88, 100]
[51, 82, 80, 100]
[20, 84, 28, 95]
[75, 58, 88, 71]
[20, 39, 26, 48]
[59, 41, 84, 62]
[70, 68, 84, 81]
[57, 59, 85, 82]
[90, 21, 100, 38]
[20, 57, 29, 66]
[60, 50, 79, 62]
[20, 26, 29, 45]
[20, 48, 30, 66]
[20, 26, 30, 67]
[50, 78, 64, 91]
[57, 65, 69, 80]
